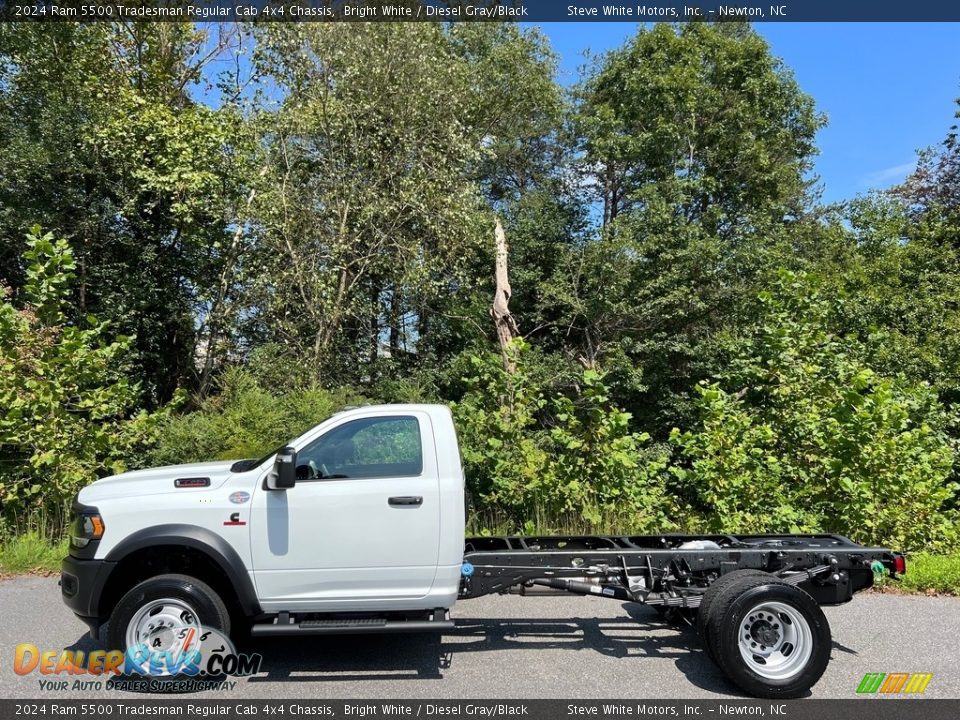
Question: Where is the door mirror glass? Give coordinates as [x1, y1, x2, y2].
[267, 446, 298, 490]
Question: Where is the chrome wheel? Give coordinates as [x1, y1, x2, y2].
[737, 601, 813, 681]
[124, 597, 202, 658]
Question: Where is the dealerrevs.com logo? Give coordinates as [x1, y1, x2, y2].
[856, 672, 933, 694]
[14, 627, 262, 692]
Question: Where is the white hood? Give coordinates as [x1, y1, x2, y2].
[78, 460, 239, 503]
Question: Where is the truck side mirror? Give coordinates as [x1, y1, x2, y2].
[267, 446, 298, 490]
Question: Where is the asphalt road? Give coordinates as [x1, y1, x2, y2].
[1, 575, 956, 700]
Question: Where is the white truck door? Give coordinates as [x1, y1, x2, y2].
[248, 411, 441, 611]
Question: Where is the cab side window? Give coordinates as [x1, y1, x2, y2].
[297, 416, 423, 480]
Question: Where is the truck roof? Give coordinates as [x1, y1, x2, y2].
[335, 403, 451, 416]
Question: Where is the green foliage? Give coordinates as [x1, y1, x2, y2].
[563, 22, 824, 433]
[0, 229, 171, 531]
[0, 23, 250, 405]
[454, 340, 675, 532]
[2, 24, 960, 553]
[672, 271, 957, 551]
[246, 23, 490, 382]
[147, 369, 365, 466]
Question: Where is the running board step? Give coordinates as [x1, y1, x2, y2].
[251, 616, 454, 637]
[302, 618, 388, 628]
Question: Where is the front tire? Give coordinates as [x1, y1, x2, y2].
[107, 574, 231, 659]
[707, 577, 831, 699]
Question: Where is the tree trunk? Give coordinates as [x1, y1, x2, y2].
[490, 217, 519, 372]
[389, 285, 401, 354]
[370, 283, 380, 364]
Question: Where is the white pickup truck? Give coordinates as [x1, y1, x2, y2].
[62, 403, 904, 698]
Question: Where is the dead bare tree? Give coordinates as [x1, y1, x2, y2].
[490, 217, 520, 372]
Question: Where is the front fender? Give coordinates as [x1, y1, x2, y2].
[104, 524, 261, 616]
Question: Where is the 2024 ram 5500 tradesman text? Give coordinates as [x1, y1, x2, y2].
[61, 404, 905, 698]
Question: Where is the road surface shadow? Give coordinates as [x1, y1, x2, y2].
[238, 605, 742, 695]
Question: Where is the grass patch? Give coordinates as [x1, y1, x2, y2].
[0, 532, 68, 575]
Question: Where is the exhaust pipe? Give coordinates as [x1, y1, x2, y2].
[532, 578, 632, 601]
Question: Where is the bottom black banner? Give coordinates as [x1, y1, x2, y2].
[1, 699, 958, 720]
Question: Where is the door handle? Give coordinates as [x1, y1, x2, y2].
[388, 496, 423, 507]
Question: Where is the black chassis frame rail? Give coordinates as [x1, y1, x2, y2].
[460, 532, 899, 605]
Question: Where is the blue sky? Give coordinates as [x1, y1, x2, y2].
[539, 22, 960, 203]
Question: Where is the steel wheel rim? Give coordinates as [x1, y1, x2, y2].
[124, 597, 202, 662]
[737, 600, 813, 680]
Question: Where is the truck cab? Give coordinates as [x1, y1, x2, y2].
[61, 405, 465, 644]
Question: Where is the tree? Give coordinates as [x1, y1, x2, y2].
[247, 24, 484, 381]
[453, 339, 674, 532]
[0, 229, 169, 532]
[0, 23, 247, 405]
[444, 24, 582, 366]
[896, 95, 960, 222]
[564, 22, 824, 432]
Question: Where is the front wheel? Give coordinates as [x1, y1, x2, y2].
[707, 578, 831, 698]
[107, 574, 231, 667]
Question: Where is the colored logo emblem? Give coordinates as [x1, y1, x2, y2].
[13, 626, 263, 683]
[229, 491, 250, 504]
[856, 672, 933, 694]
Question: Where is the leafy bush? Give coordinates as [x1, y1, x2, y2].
[147, 369, 365, 466]
[672, 271, 958, 551]
[0, 229, 169, 534]
[454, 340, 675, 533]
[896, 554, 960, 595]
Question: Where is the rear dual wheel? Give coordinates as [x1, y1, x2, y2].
[696, 570, 771, 661]
[699, 572, 831, 698]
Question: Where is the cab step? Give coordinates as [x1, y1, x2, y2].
[250, 610, 453, 636]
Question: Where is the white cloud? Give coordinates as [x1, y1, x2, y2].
[860, 161, 916, 189]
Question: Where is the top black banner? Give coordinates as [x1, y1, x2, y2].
[1, 0, 959, 22]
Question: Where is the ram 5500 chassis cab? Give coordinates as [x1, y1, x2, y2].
[61, 404, 904, 698]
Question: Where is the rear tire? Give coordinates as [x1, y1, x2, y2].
[707, 577, 831, 699]
[697, 570, 771, 662]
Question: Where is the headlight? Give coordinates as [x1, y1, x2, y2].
[70, 511, 104, 548]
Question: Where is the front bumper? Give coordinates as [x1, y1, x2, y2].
[60, 555, 116, 637]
